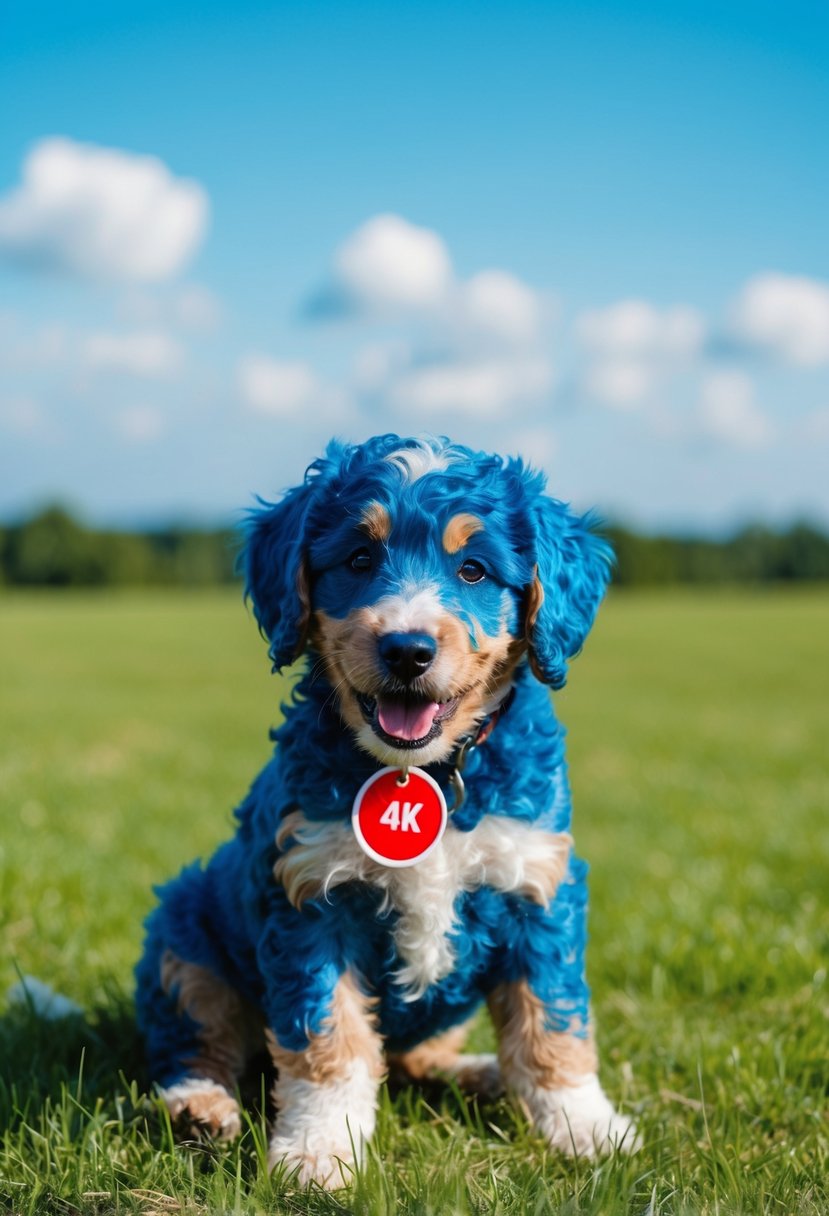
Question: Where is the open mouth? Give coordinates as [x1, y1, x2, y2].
[355, 690, 460, 749]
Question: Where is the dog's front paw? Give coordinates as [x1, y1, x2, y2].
[524, 1075, 638, 1158]
[160, 1077, 242, 1141]
[268, 1064, 378, 1189]
[268, 1137, 356, 1189]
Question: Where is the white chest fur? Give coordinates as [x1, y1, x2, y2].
[275, 812, 572, 998]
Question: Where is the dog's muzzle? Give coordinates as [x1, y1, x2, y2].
[356, 631, 459, 749]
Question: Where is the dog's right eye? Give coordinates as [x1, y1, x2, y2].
[349, 548, 373, 573]
[458, 558, 486, 584]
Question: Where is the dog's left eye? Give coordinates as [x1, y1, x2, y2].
[458, 559, 486, 584]
[349, 547, 373, 573]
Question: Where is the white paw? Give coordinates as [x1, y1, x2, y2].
[523, 1074, 639, 1158]
[160, 1078, 242, 1140]
[268, 1061, 377, 1188]
[268, 1139, 356, 1189]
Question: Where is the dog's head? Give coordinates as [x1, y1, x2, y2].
[245, 435, 612, 767]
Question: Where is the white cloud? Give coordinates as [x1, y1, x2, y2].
[453, 270, 544, 346]
[238, 354, 344, 417]
[351, 340, 410, 391]
[118, 404, 164, 442]
[324, 213, 453, 314]
[119, 283, 222, 332]
[310, 214, 547, 351]
[583, 359, 656, 408]
[354, 337, 554, 416]
[697, 370, 773, 448]
[386, 353, 554, 416]
[0, 313, 185, 381]
[309, 215, 551, 418]
[576, 298, 705, 408]
[576, 299, 705, 357]
[0, 137, 208, 282]
[509, 426, 557, 473]
[730, 273, 829, 366]
[81, 330, 184, 378]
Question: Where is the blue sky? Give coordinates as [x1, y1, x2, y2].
[1, 0, 828, 530]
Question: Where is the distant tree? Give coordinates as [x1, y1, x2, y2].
[605, 527, 682, 585]
[605, 521, 829, 587]
[145, 528, 238, 585]
[0, 507, 827, 589]
[4, 507, 103, 586]
[772, 523, 829, 580]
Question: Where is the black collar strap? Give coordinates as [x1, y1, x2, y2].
[447, 685, 515, 813]
[471, 684, 515, 747]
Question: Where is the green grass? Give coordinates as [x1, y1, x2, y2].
[1, 587, 827, 1214]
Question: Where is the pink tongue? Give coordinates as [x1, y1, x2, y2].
[377, 699, 440, 741]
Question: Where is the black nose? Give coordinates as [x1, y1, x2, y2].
[378, 631, 437, 684]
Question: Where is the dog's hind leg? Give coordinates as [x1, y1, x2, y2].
[136, 922, 261, 1141]
[387, 1022, 503, 1098]
[155, 951, 262, 1140]
[266, 971, 385, 1190]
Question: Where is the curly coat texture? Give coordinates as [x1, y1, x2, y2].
[135, 434, 632, 1181]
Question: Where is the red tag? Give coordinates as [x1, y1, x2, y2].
[352, 766, 447, 867]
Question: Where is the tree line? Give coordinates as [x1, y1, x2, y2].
[1, 505, 828, 588]
[0, 507, 237, 588]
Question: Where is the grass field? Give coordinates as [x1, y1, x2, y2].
[1, 587, 827, 1214]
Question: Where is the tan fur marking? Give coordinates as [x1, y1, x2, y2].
[267, 973, 385, 1085]
[524, 570, 547, 682]
[166, 1083, 241, 1139]
[274, 809, 337, 908]
[442, 512, 485, 555]
[388, 1025, 503, 1097]
[525, 568, 544, 633]
[488, 980, 597, 1089]
[311, 600, 521, 766]
[359, 501, 392, 543]
[275, 810, 370, 910]
[387, 1023, 470, 1079]
[160, 951, 262, 1088]
[275, 809, 570, 913]
[511, 831, 573, 905]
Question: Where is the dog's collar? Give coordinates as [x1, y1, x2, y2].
[471, 684, 516, 747]
[447, 685, 515, 813]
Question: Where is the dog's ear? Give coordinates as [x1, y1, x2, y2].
[244, 484, 315, 673]
[525, 496, 614, 689]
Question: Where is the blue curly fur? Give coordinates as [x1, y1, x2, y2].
[135, 434, 612, 1085]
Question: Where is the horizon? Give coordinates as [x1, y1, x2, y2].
[5, 496, 829, 545]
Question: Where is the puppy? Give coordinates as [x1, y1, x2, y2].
[135, 434, 635, 1186]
